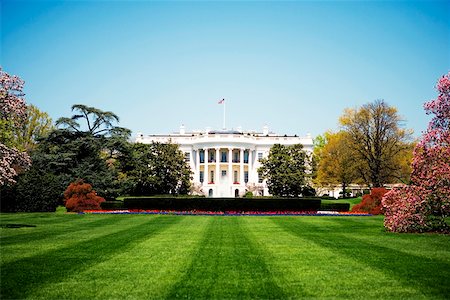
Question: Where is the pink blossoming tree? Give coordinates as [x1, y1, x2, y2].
[382, 72, 450, 233]
[0, 68, 31, 186]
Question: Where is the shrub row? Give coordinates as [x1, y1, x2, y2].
[319, 203, 350, 212]
[101, 201, 125, 210]
[123, 197, 321, 211]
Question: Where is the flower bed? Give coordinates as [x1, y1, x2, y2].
[81, 209, 371, 216]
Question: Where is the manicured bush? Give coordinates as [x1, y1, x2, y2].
[320, 203, 350, 212]
[100, 200, 125, 210]
[123, 197, 321, 212]
[64, 179, 105, 212]
[351, 187, 387, 215]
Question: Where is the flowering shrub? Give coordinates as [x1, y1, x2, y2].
[382, 186, 430, 232]
[351, 188, 387, 215]
[64, 179, 105, 212]
[382, 72, 450, 233]
[0, 68, 31, 185]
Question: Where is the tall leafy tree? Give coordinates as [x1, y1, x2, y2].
[310, 133, 328, 181]
[258, 144, 309, 197]
[0, 68, 31, 186]
[15, 104, 53, 152]
[316, 131, 360, 196]
[122, 142, 192, 196]
[340, 100, 411, 187]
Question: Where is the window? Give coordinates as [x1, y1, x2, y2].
[234, 171, 238, 183]
[210, 170, 214, 183]
[199, 171, 204, 183]
[258, 171, 263, 183]
[233, 152, 239, 163]
[244, 171, 249, 183]
[209, 152, 215, 162]
[258, 152, 263, 161]
[199, 150, 205, 163]
[221, 170, 227, 177]
[221, 151, 227, 162]
[244, 151, 249, 163]
[184, 152, 190, 162]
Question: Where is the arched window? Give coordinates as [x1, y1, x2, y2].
[208, 189, 213, 197]
[235, 189, 239, 198]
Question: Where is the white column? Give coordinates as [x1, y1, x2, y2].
[240, 148, 244, 185]
[248, 150, 253, 183]
[196, 149, 200, 183]
[190, 150, 195, 183]
[204, 148, 208, 185]
[228, 148, 233, 189]
[215, 148, 220, 185]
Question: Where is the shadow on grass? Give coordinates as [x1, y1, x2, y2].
[0, 216, 181, 299]
[166, 217, 289, 299]
[275, 218, 450, 298]
[0, 223, 37, 228]
[0, 215, 128, 247]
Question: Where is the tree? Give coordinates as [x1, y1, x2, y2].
[0, 68, 31, 186]
[0, 168, 61, 212]
[258, 144, 309, 197]
[340, 100, 411, 187]
[383, 72, 450, 233]
[14, 104, 53, 152]
[56, 104, 124, 137]
[311, 133, 328, 181]
[64, 179, 105, 212]
[351, 187, 388, 215]
[121, 142, 192, 196]
[4, 104, 132, 210]
[53, 104, 131, 196]
[316, 131, 360, 196]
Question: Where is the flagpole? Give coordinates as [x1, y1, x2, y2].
[223, 100, 226, 130]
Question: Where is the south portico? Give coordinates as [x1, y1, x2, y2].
[191, 144, 255, 197]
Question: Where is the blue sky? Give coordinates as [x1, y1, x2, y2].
[2, 0, 449, 138]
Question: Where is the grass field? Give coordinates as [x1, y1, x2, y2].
[1, 213, 449, 299]
[321, 197, 363, 210]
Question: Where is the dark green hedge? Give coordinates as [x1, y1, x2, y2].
[123, 197, 321, 211]
[320, 203, 350, 212]
[101, 201, 125, 210]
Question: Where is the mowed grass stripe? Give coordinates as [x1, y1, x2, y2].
[332, 218, 450, 264]
[275, 217, 450, 299]
[27, 216, 210, 299]
[241, 217, 398, 299]
[0, 215, 151, 268]
[0, 214, 132, 250]
[0, 215, 181, 299]
[166, 217, 286, 299]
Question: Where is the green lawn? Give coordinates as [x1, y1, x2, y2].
[1, 213, 449, 299]
[321, 197, 363, 210]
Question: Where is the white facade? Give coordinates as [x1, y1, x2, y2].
[135, 126, 313, 197]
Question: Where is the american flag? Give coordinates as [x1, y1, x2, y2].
[218, 99, 225, 104]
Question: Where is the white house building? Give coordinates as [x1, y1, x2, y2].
[135, 125, 314, 197]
